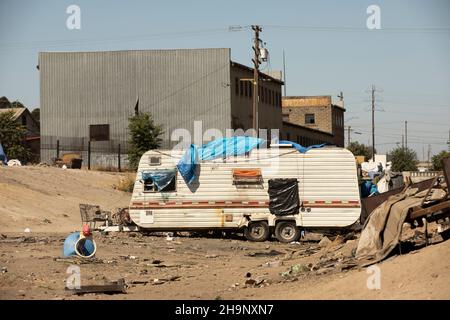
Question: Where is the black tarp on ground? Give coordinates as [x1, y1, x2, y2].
[268, 178, 300, 215]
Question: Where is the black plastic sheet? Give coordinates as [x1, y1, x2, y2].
[268, 178, 300, 215]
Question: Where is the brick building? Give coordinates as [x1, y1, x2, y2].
[282, 95, 345, 147]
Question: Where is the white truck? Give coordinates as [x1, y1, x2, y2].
[128, 144, 361, 242]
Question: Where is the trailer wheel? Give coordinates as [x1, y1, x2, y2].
[244, 221, 270, 242]
[275, 221, 301, 243]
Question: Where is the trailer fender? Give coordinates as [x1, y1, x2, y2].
[239, 214, 272, 228]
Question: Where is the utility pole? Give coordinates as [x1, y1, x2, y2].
[427, 144, 431, 163]
[371, 85, 376, 161]
[282, 49, 287, 97]
[402, 134, 404, 149]
[446, 129, 450, 152]
[347, 126, 351, 146]
[404, 121, 408, 150]
[251, 25, 262, 135]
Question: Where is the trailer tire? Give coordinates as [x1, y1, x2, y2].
[244, 221, 270, 242]
[275, 221, 301, 243]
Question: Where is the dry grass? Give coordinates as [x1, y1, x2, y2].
[116, 174, 136, 192]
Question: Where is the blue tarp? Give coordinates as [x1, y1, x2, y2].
[177, 136, 263, 184]
[142, 169, 177, 191]
[176, 137, 326, 185]
[0, 143, 7, 165]
[360, 180, 379, 198]
[278, 140, 326, 153]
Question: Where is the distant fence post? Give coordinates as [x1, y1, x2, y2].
[118, 143, 121, 172]
[56, 140, 60, 159]
[88, 140, 91, 170]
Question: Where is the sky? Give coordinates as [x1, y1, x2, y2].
[0, 0, 449, 158]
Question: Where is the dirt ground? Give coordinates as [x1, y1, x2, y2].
[0, 166, 449, 300]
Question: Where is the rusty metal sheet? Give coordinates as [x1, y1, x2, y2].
[360, 178, 435, 224]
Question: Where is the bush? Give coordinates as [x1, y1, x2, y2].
[128, 112, 163, 170]
[347, 142, 375, 161]
[390, 147, 418, 172]
[116, 174, 136, 193]
[431, 151, 450, 171]
[0, 110, 32, 162]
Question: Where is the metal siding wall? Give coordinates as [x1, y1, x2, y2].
[39, 49, 231, 166]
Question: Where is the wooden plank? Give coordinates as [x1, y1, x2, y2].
[409, 200, 450, 220]
[65, 278, 126, 295]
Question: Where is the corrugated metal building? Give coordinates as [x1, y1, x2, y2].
[39, 48, 283, 168]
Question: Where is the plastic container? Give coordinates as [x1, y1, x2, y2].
[63, 232, 96, 258]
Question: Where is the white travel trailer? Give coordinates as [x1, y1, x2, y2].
[129, 145, 361, 242]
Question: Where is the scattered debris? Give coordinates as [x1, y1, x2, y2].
[24, 228, 31, 233]
[54, 257, 104, 265]
[281, 264, 310, 278]
[65, 278, 126, 295]
[1, 267, 7, 274]
[245, 276, 267, 287]
[302, 232, 324, 242]
[7, 159, 21, 166]
[246, 250, 283, 257]
[165, 232, 174, 241]
[152, 276, 181, 285]
[262, 260, 283, 268]
[318, 236, 331, 247]
[205, 254, 218, 258]
[42, 219, 52, 224]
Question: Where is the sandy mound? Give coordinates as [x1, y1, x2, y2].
[0, 166, 132, 233]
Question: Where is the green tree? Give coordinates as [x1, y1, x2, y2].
[31, 108, 40, 125]
[390, 147, 418, 172]
[0, 110, 32, 162]
[346, 141, 375, 161]
[431, 150, 450, 171]
[127, 112, 163, 169]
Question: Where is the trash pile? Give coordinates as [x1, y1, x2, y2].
[360, 156, 403, 198]
[357, 178, 449, 265]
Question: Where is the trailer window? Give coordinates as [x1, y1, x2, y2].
[142, 169, 177, 193]
[232, 168, 263, 189]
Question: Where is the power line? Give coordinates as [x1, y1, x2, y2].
[0, 27, 239, 50]
[263, 24, 450, 34]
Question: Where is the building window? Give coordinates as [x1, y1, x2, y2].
[21, 115, 27, 126]
[305, 114, 315, 124]
[240, 80, 244, 96]
[249, 83, 253, 98]
[235, 78, 239, 95]
[89, 124, 110, 141]
[244, 81, 248, 97]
